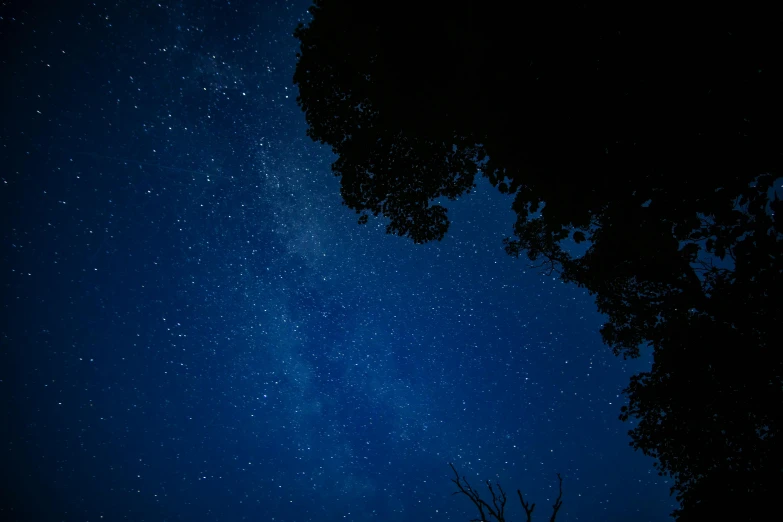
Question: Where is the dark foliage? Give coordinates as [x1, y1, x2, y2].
[294, 1, 783, 519]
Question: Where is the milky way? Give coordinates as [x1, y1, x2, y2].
[2, 1, 675, 520]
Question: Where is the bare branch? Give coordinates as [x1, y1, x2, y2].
[517, 489, 535, 522]
[450, 463, 490, 522]
[450, 464, 563, 522]
[486, 480, 507, 520]
[549, 473, 564, 522]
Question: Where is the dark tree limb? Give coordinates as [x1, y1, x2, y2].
[450, 463, 563, 522]
[516, 489, 534, 522]
[549, 473, 564, 522]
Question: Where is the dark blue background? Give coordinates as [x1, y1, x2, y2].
[1, 1, 675, 520]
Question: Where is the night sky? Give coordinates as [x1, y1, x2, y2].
[2, 1, 677, 521]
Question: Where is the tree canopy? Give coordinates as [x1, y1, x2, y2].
[294, 1, 782, 519]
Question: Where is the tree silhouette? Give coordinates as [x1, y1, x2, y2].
[293, 1, 782, 519]
[450, 464, 563, 522]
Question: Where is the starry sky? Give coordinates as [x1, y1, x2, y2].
[1, 1, 678, 521]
